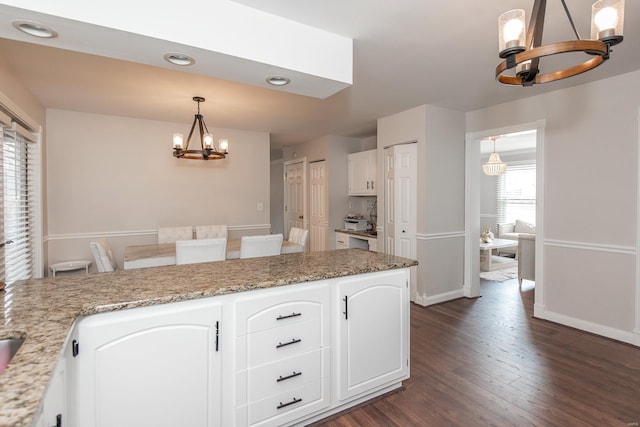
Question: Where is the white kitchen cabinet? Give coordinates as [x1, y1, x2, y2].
[33, 326, 77, 427]
[32, 357, 65, 427]
[335, 233, 349, 249]
[335, 231, 377, 252]
[73, 298, 222, 427]
[234, 284, 331, 426]
[334, 269, 409, 401]
[348, 149, 377, 196]
[49, 267, 411, 427]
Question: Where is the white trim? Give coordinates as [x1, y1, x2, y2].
[415, 288, 465, 307]
[480, 213, 496, 218]
[416, 231, 465, 240]
[636, 106, 640, 337]
[465, 120, 545, 302]
[46, 224, 272, 241]
[533, 123, 545, 313]
[545, 239, 636, 256]
[0, 90, 40, 133]
[537, 306, 640, 347]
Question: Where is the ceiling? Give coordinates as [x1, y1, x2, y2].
[0, 1, 638, 148]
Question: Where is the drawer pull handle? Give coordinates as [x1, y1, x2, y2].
[277, 397, 302, 410]
[276, 338, 301, 348]
[277, 371, 302, 382]
[276, 312, 302, 321]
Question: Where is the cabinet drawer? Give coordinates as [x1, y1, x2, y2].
[237, 378, 329, 426]
[236, 285, 329, 336]
[237, 320, 322, 370]
[237, 348, 328, 404]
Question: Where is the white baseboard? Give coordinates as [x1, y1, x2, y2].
[414, 288, 465, 307]
[536, 307, 640, 347]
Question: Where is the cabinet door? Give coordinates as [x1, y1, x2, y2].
[40, 357, 65, 427]
[335, 232, 349, 249]
[335, 269, 409, 401]
[348, 151, 372, 195]
[365, 149, 377, 195]
[74, 298, 222, 427]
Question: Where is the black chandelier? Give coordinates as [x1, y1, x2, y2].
[496, 0, 625, 86]
[172, 96, 229, 160]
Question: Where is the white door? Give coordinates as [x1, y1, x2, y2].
[384, 148, 395, 255]
[74, 299, 222, 427]
[284, 159, 307, 240]
[309, 160, 328, 252]
[393, 143, 417, 259]
[336, 269, 409, 401]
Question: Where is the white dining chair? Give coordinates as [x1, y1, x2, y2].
[195, 224, 228, 239]
[175, 238, 227, 265]
[288, 227, 309, 251]
[239, 234, 283, 259]
[89, 238, 118, 272]
[157, 226, 193, 244]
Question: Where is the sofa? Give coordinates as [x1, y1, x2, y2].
[518, 234, 535, 285]
[497, 220, 536, 257]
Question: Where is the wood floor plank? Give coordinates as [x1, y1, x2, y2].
[312, 278, 640, 426]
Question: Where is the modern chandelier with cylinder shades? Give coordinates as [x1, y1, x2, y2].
[496, 0, 625, 87]
[483, 137, 507, 176]
[172, 96, 229, 160]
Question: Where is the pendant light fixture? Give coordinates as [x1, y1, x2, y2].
[172, 96, 229, 160]
[496, 0, 625, 86]
[483, 137, 507, 176]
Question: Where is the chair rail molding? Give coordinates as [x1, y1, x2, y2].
[544, 239, 636, 256]
[416, 231, 465, 240]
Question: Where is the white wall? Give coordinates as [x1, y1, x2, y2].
[378, 105, 466, 306]
[467, 69, 640, 346]
[46, 109, 270, 272]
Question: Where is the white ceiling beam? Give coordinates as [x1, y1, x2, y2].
[0, 0, 352, 98]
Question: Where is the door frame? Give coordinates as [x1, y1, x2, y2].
[464, 120, 545, 311]
[283, 157, 308, 239]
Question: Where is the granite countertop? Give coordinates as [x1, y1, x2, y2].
[334, 229, 378, 238]
[0, 249, 417, 427]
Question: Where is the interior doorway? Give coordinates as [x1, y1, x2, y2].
[479, 130, 537, 280]
[464, 120, 545, 304]
[283, 158, 307, 240]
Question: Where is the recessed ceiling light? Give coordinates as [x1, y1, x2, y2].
[266, 76, 291, 86]
[163, 53, 195, 66]
[12, 20, 58, 38]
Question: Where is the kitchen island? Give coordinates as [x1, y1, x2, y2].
[0, 249, 416, 427]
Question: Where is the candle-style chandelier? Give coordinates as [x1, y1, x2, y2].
[496, 0, 625, 86]
[172, 96, 229, 160]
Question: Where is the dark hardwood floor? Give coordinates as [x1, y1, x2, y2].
[316, 278, 640, 426]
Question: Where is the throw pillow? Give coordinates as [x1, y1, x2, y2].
[514, 219, 535, 234]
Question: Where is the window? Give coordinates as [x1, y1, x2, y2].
[0, 109, 41, 284]
[496, 164, 536, 226]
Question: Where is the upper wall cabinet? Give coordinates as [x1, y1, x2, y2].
[348, 149, 377, 196]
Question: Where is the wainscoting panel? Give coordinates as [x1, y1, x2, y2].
[415, 232, 465, 307]
[541, 241, 636, 341]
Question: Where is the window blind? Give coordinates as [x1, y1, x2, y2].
[1, 125, 38, 283]
[496, 163, 536, 226]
